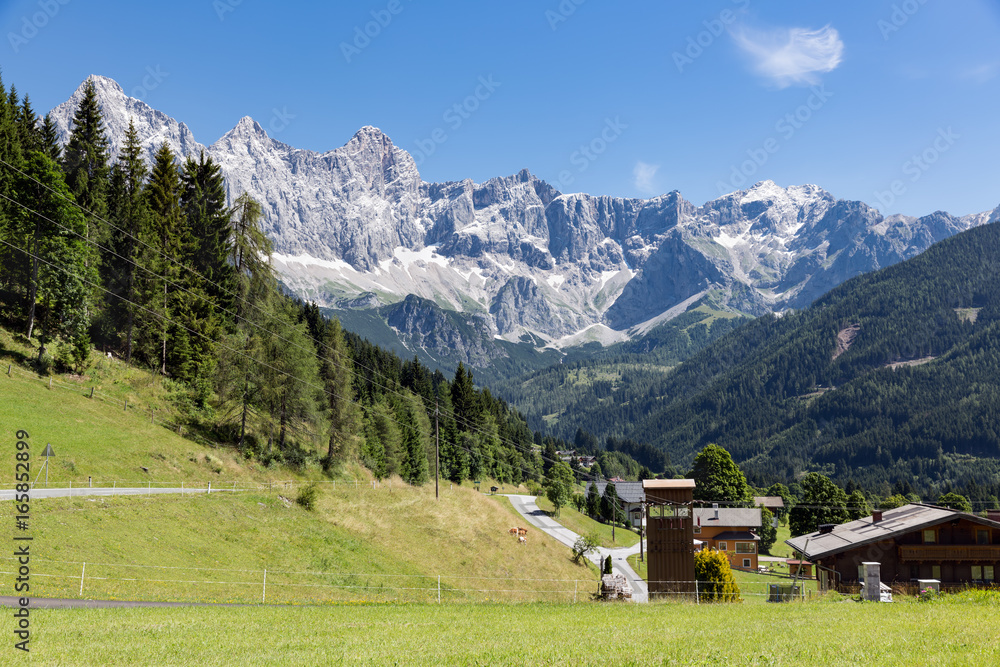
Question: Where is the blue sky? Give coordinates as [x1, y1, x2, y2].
[2, 0, 998, 216]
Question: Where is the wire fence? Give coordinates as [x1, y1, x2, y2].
[0, 556, 597, 605]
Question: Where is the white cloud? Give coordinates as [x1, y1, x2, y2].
[633, 161, 660, 194]
[732, 24, 843, 88]
[961, 61, 1000, 84]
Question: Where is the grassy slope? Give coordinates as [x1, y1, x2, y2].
[26, 595, 1000, 665]
[4, 482, 596, 605]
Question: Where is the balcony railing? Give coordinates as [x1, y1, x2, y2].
[898, 545, 1000, 562]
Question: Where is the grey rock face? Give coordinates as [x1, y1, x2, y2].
[50, 76, 999, 363]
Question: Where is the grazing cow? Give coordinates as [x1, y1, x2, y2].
[508, 527, 518, 536]
[517, 527, 528, 537]
[518, 536, 526, 544]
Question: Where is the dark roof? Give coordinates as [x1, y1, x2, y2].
[709, 530, 759, 541]
[786, 504, 1000, 560]
[694, 507, 762, 528]
[586, 481, 645, 504]
[753, 496, 785, 508]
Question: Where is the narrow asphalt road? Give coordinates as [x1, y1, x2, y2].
[504, 494, 648, 603]
[0, 486, 231, 501]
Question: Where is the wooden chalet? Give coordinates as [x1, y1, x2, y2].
[787, 504, 1000, 592]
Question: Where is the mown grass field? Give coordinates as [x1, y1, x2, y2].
[19, 593, 1000, 665]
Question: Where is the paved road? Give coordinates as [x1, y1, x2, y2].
[0, 486, 231, 501]
[505, 494, 648, 603]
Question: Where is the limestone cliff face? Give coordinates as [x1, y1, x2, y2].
[51, 75, 999, 366]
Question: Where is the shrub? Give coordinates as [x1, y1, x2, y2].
[296, 483, 320, 511]
[603, 555, 613, 575]
[572, 532, 600, 564]
[694, 549, 742, 602]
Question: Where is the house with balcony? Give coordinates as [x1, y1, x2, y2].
[786, 504, 1000, 591]
[693, 505, 762, 571]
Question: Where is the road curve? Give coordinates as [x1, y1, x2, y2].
[504, 494, 648, 603]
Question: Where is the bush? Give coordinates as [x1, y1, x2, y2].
[603, 555, 613, 575]
[572, 532, 600, 564]
[694, 549, 742, 602]
[296, 483, 320, 511]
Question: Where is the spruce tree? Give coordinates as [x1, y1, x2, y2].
[317, 316, 360, 468]
[104, 119, 148, 361]
[181, 151, 232, 312]
[39, 113, 61, 162]
[62, 77, 109, 252]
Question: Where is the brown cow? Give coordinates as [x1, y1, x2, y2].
[517, 527, 528, 537]
[518, 535, 527, 544]
[508, 527, 518, 536]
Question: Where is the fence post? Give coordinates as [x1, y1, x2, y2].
[124, 399, 127, 411]
[113, 481, 116, 489]
[90, 387, 94, 399]
[208, 482, 212, 494]
[438, 575, 441, 603]
[6, 363, 10, 375]
[695, 579, 700, 604]
[80, 563, 86, 596]
[148, 481, 151, 496]
[89, 476, 92, 488]
[262, 568, 267, 604]
[48, 377, 52, 389]
[69, 481, 72, 494]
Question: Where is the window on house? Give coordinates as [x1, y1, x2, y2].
[985, 566, 995, 581]
[736, 542, 756, 554]
[693, 525, 701, 534]
[923, 530, 937, 544]
[932, 565, 941, 580]
[718, 541, 728, 552]
[972, 566, 983, 581]
[977, 529, 990, 545]
[743, 558, 751, 568]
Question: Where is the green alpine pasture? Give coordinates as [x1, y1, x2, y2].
[22, 593, 1000, 666]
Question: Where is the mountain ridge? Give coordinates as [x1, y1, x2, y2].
[49, 75, 999, 375]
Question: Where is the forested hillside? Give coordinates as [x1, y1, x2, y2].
[529, 221, 1000, 500]
[0, 75, 586, 487]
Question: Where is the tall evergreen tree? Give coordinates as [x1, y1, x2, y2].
[181, 151, 231, 311]
[316, 316, 360, 468]
[61, 77, 109, 259]
[39, 113, 61, 162]
[104, 119, 148, 361]
[15, 152, 94, 364]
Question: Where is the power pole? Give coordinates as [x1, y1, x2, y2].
[435, 400, 440, 500]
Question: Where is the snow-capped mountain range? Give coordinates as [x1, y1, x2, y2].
[50, 76, 1000, 367]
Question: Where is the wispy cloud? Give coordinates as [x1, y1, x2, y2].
[961, 61, 1000, 84]
[633, 161, 660, 194]
[732, 24, 843, 88]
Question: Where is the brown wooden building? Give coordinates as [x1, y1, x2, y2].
[787, 504, 1000, 591]
[643, 479, 696, 598]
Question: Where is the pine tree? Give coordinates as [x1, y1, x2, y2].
[61, 77, 109, 266]
[16, 152, 94, 365]
[39, 113, 61, 162]
[104, 119, 148, 361]
[451, 362, 482, 432]
[317, 316, 360, 468]
[181, 151, 231, 312]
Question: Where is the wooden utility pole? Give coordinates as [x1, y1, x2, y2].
[435, 401, 440, 500]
